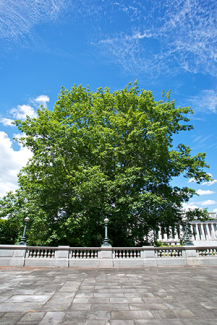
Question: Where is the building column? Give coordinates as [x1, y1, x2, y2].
[211, 224, 217, 240]
[189, 224, 194, 240]
[200, 224, 206, 240]
[158, 227, 162, 241]
[195, 224, 200, 240]
[206, 224, 212, 240]
[163, 231, 168, 242]
[174, 227, 179, 241]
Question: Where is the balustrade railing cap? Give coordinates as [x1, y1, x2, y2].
[142, 246, 155, 250]
[0, 245, 27, 249]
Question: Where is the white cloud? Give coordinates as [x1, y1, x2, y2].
[199, 200, 217, 206]
[0, 131, 32, 198]
[213, 209, 217, 213]
[188, 178, 197, 183]
[0, 118, 14, 126]
[13, 133, 27, 140]
[10, 105, 37, 120]
[202, 180, 217, 186]
[34, 95, 50, 108]
[196, 189, 215, 195]
[182, 202, 199, 211]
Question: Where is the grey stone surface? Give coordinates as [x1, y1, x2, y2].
[0, 249, 14, 257]
[0, 266, 217, 324]
[69, 260, 100, 268]
[113, 260, 143, 268]
[25, 258, 55, 267]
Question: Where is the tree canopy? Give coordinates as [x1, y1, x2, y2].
[0, 82, 211, 246]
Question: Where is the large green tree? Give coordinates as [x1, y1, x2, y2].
[0, 83, 211, 246]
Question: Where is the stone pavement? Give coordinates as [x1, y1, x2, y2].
[0, 266, 217, 324]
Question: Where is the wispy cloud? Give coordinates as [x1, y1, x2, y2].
[196, 189, 215, 195]
[199, 200, 217, 206]
[1, 0, 217, 78]
[94, 0, 217, 77]
[202, 180, 217, 186]
[0, 117, 14, 126]
[189, 90, 217, 113]
[0, 0, 69, 41]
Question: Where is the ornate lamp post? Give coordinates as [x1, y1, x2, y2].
[18, 217, 30, 246]
[182, 216, 194, 246]
[101, 218, 112, 247]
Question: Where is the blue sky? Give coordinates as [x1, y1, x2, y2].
[0, 0, 217, 212]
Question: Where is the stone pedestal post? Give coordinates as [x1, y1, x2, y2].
[55, 246, 69, 267]
[99, 247, 113, 267]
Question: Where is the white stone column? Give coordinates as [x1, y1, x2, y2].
[195, 223, 200, 240]
[200, 224, 206, 240]
[204, 224, 209, 240]
[169, 227, 173, 242]
[211, 224, 217, 240]
[207, 224, 212, 240]
[174, 227, 179, 241]
[158, 228, 162, 241]
[180, 225, 185, 241]
[205, 224, 209, 240]
[163, 230, 168, 242]
[191, 224, 195, 240]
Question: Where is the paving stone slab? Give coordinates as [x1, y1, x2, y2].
[129, 303, 167, 310]
[6, 295, 51, 303]
[111, 310, 154, 320]
[84, 321, 108, 325]
[0, 312, 24, 324]
[0, 303, 44, 312]
[38, 312, 65, 325]
[0, 266, 217, 324]
[18, 311, 45, 322]
[90, 304, 130, 311]
[134, 320, 183, 325]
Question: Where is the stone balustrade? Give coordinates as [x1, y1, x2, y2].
[1, 244, 217, 268]
[113, 248, 141, 259]
[70, 248, 99, 259]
